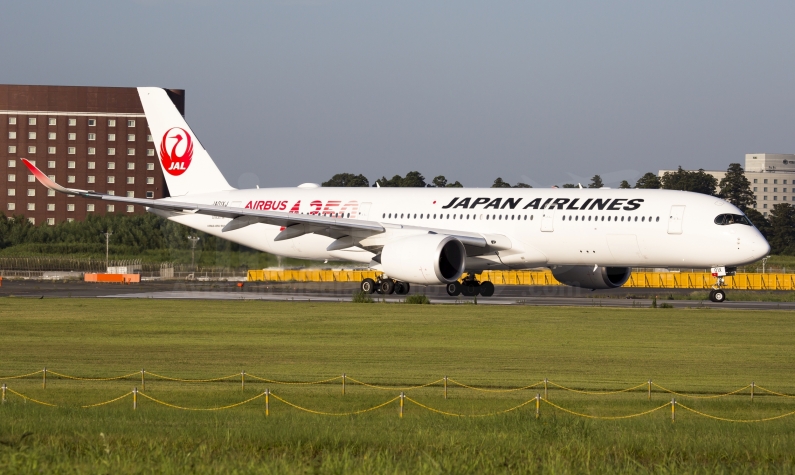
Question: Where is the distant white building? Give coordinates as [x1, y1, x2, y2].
[659, 154, 795, 216]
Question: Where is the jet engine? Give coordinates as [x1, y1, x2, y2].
[550, 265, 631, 290]
[380, 234, 466, 284]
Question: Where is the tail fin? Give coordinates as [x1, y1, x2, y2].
[138, 87, 232, 196]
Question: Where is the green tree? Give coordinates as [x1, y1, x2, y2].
[431, 175, 464, 188]
[718, 163, 755, 210]
[767, 204, 795, 254]
[635, 172, 662, 189]
[661, 166, 717, 196]
[491, 178, 512, 188]
[744, 208, 771, 240]
[588, 175, 604, 188]
[562, 184, 578, 188]
[618, 180, 631, 189]
[322, 173, 369, 187]
[513, 182, 532, 188]
[373, 171, 427, 187]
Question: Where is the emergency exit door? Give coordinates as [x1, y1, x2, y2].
[667, 205, 685, 234]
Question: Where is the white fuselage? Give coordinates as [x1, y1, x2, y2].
[156, 186, 770, 271]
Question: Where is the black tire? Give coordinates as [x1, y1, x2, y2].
[461, 283, 479, 297]
[446, 281, 461, 296]
[708, 289, 716, 302]
[380, 279, 395, 294]
[480, 281, 495, 297]
[395, 282, 410, 295]
[713, 289, 726, 303]
[361, 278, 376, 294]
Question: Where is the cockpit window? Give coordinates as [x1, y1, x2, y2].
[714, 214, 752, 226]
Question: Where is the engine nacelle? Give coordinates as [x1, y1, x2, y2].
[380, 234, 466, 284]
[550, 265, 631, 290]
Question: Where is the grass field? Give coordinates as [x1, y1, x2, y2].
[2, 299, 795, 473]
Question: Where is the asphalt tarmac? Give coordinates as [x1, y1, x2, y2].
[1, 279, 793, 310]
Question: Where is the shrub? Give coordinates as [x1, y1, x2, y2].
[352, 290, 374, 303]
[405, 294, 431, 305]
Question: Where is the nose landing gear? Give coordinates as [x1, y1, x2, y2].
[709, 266, 735, 303]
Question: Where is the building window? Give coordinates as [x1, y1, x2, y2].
[7, 159, 15, 167]
[27, 189, 35, 196]
[784, 188, 789, 193]
[108, 134, 116, 141]
[108, 119, 116, 127]
[28, 174, 35, 182]
[127, 177, 135, 184]
[47, 161, 55, 168]
[46, 203, 55, 211]
[774, 188, 778, 192]
[774, 196, 778, 201]
[67, 161, 76, 169]
[8, 131, 16, 139]
[127, 205, 134, 213]
[47, 189, 55, 197]
[107, 176, 115, 184]
[753, 187, 757, 192]
[88, 119, 96, 126]
[146, 163, 155, 170]
[68, 133, 76, 140]
[67, 176, 76, 183]
[67, 218, 74, 222]
[48, 147, 56, 154]
[46, 218, 55, 225]
[27, 203, 35, 211]
[27, 217, 35, 225]
[87, 176, 95, 184]
[6, 203, 14, 211]
[67, 204, 75, 211]
[8, 117, 16, 125]
[147, 135, 152, 142]
[127, 148, 135, 155]
[8, 146, 16, 154]
[7, 188, 14, 196]
[47, 175, 54, 181]
[128, 120, 136, 127]
[88, 204, 95, 212]
[68, 118, 76, 126]
[764, 179, 768, 184]
[48, 118, 56, 126]
[764, 196, 768, 200]
[127, 162, 135, 170]
[28, 146, 36, 154]
[127, 134, 135, 141]
[764, 187, 768, 192]
[7, 174, 15, 182]
[107, 190, 115, 196]
[87, 162, 95, 169]
[108, 148, 116, 155]
[126, 191, 134, 198]
[146, 177, 154, 185]
[106, 204, 114, 212]
[763, 204, 768, 209]
[67, 147, 76, 155]
[48, 132, 56, 140]
[146, 191, 154, 198]
[774, 179, 778, 184]
[88, 133, 96, 141]
[28, 131, 36, 140]
[28, 117, 36, 126]
[107, 162, 115, 170]
[88, 147, 96, 155]
[147, 149, 154, 156]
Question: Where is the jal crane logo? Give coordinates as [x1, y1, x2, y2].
[159, 127, 194, 176]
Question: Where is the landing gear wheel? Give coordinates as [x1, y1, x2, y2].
[395, 282, 410, 295]
[479, 281, 495, 297]
[711, 289, 726, 303]
[380, 279, 395, 295]
[361, 278, 376, 294]
[446, 281, 461, 296]
[461, 283, 480, 297]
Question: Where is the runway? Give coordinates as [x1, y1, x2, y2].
[1, 279, 793, 310]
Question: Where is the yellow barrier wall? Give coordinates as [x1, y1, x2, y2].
[247, 269, 795, 290]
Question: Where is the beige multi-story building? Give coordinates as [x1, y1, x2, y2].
[1, 84, 184, 225]
[659, 153, 795, 216]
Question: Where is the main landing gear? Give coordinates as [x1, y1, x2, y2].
[446, 274, 495, 297]
[360, 276, 410, 295]
[708, 266, 735, 303]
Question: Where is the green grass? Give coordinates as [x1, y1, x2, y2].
[2, 299, 795, 473]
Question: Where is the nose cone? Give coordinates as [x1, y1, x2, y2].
[750, 229, 771, 262]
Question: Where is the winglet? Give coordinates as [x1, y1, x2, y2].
[21, 158, 89, 195]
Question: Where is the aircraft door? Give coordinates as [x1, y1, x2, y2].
[667, 205, 685, 234]
[358, 202, 372, 220]
[541, 210, 555, 232]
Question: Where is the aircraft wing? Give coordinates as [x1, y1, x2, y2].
[22, 159, 490, 249]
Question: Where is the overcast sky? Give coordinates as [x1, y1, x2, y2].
[3, 1, 794, 188]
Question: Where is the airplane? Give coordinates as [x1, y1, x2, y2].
[22, 87, 771, 303]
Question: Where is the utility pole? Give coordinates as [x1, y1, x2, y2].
[188, 236, 200, 270]
[102, 231, 113, 271]
[762, 256, 769, 274]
